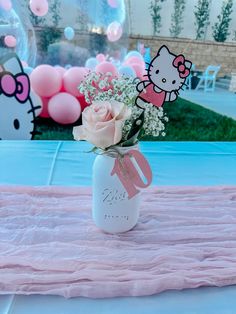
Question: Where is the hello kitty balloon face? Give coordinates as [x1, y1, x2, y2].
[0, 53, 41, 140]
[136, 45, 192, 108]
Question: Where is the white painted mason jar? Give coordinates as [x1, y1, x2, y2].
[92, 145, 141, 233]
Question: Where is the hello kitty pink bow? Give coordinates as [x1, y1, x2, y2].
[0, 72, 30, 103]
[173, 55, 190, 78]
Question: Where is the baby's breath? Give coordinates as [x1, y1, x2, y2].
[79, 72, 168, 140]
[123, 103, 168, 139]
[79, 72, 138, 106]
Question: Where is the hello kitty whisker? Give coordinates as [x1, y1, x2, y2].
[27, 106, 42, 114]
[145, 62, 153, 67]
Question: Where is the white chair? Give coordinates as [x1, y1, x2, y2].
[196, 65, 221, 92]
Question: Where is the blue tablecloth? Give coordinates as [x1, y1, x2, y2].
[1, 141, 236, 314]
[1, 141, 236, 186]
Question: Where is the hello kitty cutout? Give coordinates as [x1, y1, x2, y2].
[136, 45, 192, 109]
[0, 53, 42, 140]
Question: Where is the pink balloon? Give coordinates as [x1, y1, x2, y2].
[4, 35, 16, 48]
[126, 56, 144, 64]
[54, 67, 67, 92]
[30, 65, 62, 98]
[107, 21, 123, 42]
[48, 93, 81, 125]
[63, 67, 88, 97]
[0, 0, 12, 11]
[29, 0, 48, 17]
[107, 0, 119, 8]
[55, 66, 66, 77]
[125, 56, 145, 69]
[39, 97, 50, 118]
[131, 63, 145, 79]
[96, 54, 106, 63]
[95, 62, 118, 76]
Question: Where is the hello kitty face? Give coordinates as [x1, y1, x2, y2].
[0, 53, 41, 140]
[148, 45, 192, 93]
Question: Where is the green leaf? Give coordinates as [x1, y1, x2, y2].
[84, 146, 99, 154]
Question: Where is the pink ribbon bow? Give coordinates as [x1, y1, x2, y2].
[173, 55, 190, 78]
[0, 72, 30, 103]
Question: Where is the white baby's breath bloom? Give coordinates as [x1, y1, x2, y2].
[78, 72, 138, 106]
[123, 102, 168, 139]
[78, 72, 168, 140]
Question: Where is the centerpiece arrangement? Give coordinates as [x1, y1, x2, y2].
[73, 72, 168, 233]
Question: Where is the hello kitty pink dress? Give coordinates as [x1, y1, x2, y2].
[139, 83, 166, 108]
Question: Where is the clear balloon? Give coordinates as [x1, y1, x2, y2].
[29, 0, 49, 17]
[64, 27, 75, 41]
[1, 0, 129, 68]
[4, 35, 17, 48]
[107, 21, 123, 42]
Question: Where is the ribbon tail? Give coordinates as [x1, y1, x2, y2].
[111, 150, 153, 199]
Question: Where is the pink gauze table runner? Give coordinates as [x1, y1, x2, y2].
[0, 186, 236, 299]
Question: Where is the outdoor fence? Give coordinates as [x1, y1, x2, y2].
[130, 35, 236, 77]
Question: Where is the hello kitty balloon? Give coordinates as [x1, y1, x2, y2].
[0, 54, 42, 140]
[136, 45, 192, 108]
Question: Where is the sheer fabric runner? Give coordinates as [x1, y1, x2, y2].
[0, 186, 236, 298]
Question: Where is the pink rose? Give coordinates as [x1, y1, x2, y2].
[73, 101, 131, 149]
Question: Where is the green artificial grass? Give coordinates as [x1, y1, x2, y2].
[35, 98, 236, 141]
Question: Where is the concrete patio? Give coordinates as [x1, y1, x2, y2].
[181, 88, 236, 120]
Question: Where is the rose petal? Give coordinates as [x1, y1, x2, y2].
[87, 123, 117, 149]
[113, 120, 123, 144]
[111, 100, 124, 118]
[73, 126, 86, 141]
[75, 100, 128, 149]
